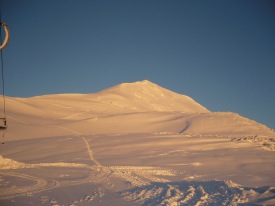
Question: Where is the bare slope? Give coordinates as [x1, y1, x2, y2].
[2, 80, 275, 140]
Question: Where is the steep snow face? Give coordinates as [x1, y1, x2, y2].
[97, 80, 209, 113]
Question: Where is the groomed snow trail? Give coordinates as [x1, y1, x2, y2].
[6, 114, 103, 167]
[81, 136, 102, 167]
[53, 125, 103, 167]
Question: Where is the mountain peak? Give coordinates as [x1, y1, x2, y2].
[135, 79, 152, 84]
[119, 80, 157, 87]
[136, 80, 156, 85]
[100, 80, 210, 113]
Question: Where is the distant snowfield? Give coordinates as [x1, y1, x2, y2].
[1, 80, 275, 205]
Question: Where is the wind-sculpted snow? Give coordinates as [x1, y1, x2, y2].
[122, 180, 275, 206]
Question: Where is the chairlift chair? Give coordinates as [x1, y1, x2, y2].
[0, 117, 7, 130]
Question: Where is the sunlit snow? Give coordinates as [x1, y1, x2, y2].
[1, 80, 275, 205]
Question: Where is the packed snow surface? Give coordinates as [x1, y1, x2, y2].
[1, 80, 275, 205]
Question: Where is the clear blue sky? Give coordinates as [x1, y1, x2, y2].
[1, 0, 275, 130]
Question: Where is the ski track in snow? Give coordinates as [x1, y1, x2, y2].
[49, 125, 102, 166]
[50, 124, 102, 167]
[80, 136, 102, 167]
[46, 125, 103, 167]
[0, 172, 59, 199]
[3, 114, 102, 166]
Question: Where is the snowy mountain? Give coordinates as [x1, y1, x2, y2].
[1, 80, 275, 206]
[3, 80, 275, 140]
[1, 80, 275, 139]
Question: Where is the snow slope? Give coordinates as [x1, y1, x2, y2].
[1, 80, 275, 205]
[1, 135, 275, 205]
[2, 80, 275, 140]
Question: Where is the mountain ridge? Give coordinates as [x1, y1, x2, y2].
[2, 80, 275, 140]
